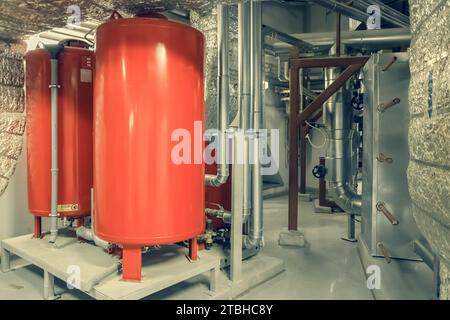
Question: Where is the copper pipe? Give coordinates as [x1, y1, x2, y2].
[377, 202, 399, 226]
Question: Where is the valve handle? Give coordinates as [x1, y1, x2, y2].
[312, 164, 327, 179]
[352, 95, 364, 110]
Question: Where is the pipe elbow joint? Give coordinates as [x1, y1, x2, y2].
[329, 184, 362, 216]
[205, 171, 229, 187]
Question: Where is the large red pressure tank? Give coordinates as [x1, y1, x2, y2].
[94, 15, 205, 250]
[26, 46, 94, 218]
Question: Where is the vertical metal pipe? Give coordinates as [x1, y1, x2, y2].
[347, 214, 356, 241]
[238, 0, 252, 220]
[336, 13, 341, 57]
[318, 157, 327, 205]
[205, 3, 230, 187]
[49, 58, 59, 244]
[230, 129, 244, 282]
[243, 0, 264, 248]
[324, 67, 362, 216]
[434, 255, 441, 300]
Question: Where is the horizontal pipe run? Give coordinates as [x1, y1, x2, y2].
[205, 208, 232, 224]
[309, 0, 409, 28]
[76, 226, 112, 251]
[263, 25, 319, 52]
[266, 28, 411, 51]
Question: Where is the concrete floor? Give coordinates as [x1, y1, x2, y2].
[0, 195, 373, 300]
[239, 195, 372, 300]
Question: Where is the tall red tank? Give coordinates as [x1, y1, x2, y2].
[26, 46, 94, 232]
[94, 13, 205, 280]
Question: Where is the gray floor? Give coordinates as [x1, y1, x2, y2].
[0, 195, 373, 300]
[239, 195, 372, 300]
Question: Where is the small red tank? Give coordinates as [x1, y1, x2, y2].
[25, 46, 94, 222]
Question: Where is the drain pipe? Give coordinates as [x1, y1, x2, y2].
[46, 45, 64, 244]
[324, 67, 362, 216]
[244, 0, 264, 249]
[76, 188, 112, 251]
[205, 3, 230, 187]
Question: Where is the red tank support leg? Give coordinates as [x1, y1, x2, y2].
[34, 216, 41, 239]
[189, 238, 198, 261]
[122, 246, 142, 281]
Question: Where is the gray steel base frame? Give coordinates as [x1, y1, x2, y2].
[1, 233, 285, 300]
[1, 233, 220, 300]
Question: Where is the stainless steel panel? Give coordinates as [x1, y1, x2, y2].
[362, 52, 425, 261]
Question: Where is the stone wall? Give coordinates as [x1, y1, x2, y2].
[408, 0, 450, 300]
[0, 41, 26, 196]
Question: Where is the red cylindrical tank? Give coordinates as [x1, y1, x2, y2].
[94, 16, 205, 248]
[26, 47, 94, 218]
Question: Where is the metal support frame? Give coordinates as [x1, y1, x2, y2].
[288, 55, 369, 231]
[1, 246, 10, 272]
[43, 270, 58, 300]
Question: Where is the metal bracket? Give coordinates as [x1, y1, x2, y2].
[378, 242, 392, 264]
[378, 97, 401, 112]
[376, 153, 393, 164]
[376, 202, 399, 226]
[382, 56, 398, 72]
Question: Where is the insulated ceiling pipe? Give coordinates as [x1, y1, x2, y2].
[355, 0, 410, 27]
[205, 3, 230, 187]
[266, 28, 411, 52]
[308, 0, 409, 28]
[244, 0, 264, 249]
[324, 67, 362, 215]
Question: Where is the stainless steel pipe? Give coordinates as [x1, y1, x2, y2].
[48, 57, 59, 244]
[324, 67, 362, 215]
[238, 0, 253, 221]
[244, 0, 264, 248]
[205, 3, 230, 187]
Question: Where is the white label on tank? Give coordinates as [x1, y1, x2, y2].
[80, 69, 92, 83]
[58, 204, 79, 212]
